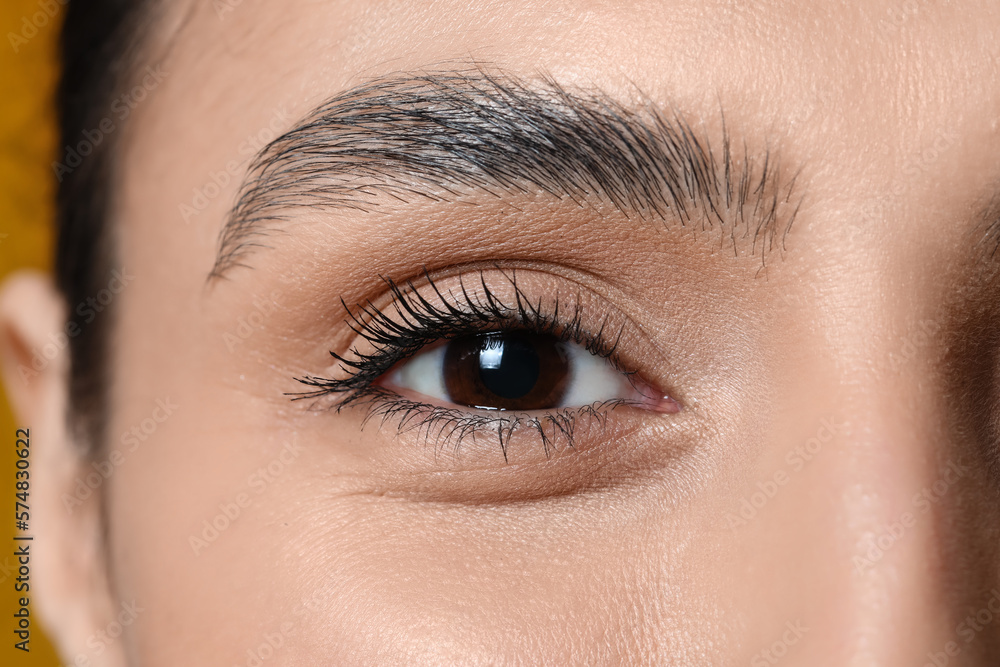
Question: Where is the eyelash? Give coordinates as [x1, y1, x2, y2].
[288, 269, 639, 458]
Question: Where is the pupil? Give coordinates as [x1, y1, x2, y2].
[477, 334, 540, 399]
[442, 332, 570, 410]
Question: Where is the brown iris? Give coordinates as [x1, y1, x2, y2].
[443, 332, 570, 410]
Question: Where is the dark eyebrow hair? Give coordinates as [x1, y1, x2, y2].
[209, 65, 803, 280]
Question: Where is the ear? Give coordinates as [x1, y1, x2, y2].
[0, 271, 127, 667]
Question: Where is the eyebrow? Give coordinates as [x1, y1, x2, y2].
[209, 65, 803, 280]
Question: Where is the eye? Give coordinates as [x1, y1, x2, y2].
[289, 269, 681, 456]
[385, 331, 640, 411]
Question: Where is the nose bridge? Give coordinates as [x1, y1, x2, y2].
[837, 383, 954, 659]
[812, 298, 981, 664]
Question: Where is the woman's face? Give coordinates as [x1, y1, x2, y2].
[7, 0, 1000, 664]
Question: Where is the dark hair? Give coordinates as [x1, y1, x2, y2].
[55, 0, 156, 451]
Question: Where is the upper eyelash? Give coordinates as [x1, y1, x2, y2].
[291, 267, 627, 400]
[287, 268, 633, 455]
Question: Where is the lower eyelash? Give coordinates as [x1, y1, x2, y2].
[346, 387, 630, 461]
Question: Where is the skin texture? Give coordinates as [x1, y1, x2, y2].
[4, 0, 1000, 664]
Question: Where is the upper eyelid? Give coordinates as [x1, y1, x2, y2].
[287, 269, 635, 403]
[351, 270, 626, 359]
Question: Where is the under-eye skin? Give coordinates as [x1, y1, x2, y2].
[289, 269, 679, 458]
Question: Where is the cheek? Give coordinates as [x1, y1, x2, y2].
[105, 393, 732, 664]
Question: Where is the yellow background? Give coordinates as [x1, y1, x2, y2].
[1, 0, 64, 664]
